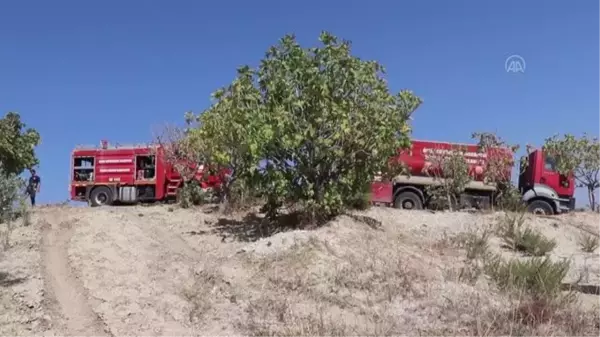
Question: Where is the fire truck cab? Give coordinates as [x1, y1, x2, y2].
[69, 140, 221, 206]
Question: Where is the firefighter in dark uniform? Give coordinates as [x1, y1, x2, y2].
[27, 168, 41, 207]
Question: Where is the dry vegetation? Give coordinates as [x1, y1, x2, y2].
[1, 204, 598, 336]
[232, 208, 600, 336]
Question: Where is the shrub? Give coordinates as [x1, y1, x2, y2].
[484, 256, 572, 303]
[496, 184, 526, 212]
[577, 232, 599, 253]
[342, 180, 372, 211]
[464, 230, 492, 260]
[499, 212, 556, 256]
[423, 146, 472, 211]
[0, 163, 27, 250]
[178, 181, 208, 208]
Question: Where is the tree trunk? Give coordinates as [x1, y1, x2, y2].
[446, 190, 453, 212]
[218, 175, 235, 213]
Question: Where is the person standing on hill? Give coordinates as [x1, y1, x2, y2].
[27, 168, 41, 207]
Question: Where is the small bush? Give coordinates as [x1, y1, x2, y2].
[478, 255, 581, 334]
[510, 227, 557, 256]
[218, 179, 264, 212]
[423, 147, 472, 211]
[0, 164, 27, 250]
[577, 232, 599, 253]
[499, 212, 556, 256]
[514, 297, 565, 329]
[484, 256, 572, 302]
[343, 181, 372, 211]
[433, 230, 487, 284]
[13, 198, 31, 227]
[178, 181, 209, 208]
[464, 230, 492, 260]
[496, 184, 526, 212]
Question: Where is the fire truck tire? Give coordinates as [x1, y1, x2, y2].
[394, 191, 423, 210]
[90, 186, 113, 207]
[527, 199, 554, 215]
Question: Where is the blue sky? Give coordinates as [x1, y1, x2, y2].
[0, 0, 598, 206]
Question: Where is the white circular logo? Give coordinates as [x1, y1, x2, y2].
[505, 55, 526, 73]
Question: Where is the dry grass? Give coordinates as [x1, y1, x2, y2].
[234, 229, 431, 336]
[455, 218, 599, 336]
[242, 295, 410, 336]
[175, 209, 600, 336]
[182, 266, 240, 326]
[484, 256, 573, 302]
[0, 201, 31, 251]
[498, 212, 557, 256]
[467, 296, 600, 336]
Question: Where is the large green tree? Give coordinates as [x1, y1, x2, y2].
[0, 112, 39, 226]
[0, 112, 41, 176]
[189, 32, 421, 222]
[543, 133, 600, 210]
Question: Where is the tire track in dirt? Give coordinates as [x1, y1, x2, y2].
[40, 214, 111, 336]
[125, 211, 201, 260]
[62, 208, 204, 335]
[115, 208, 244, 335]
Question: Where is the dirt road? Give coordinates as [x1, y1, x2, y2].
[40, 213, 110, 336]
[1, 205, 243, 335]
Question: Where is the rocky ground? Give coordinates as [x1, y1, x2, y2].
[0, 204, 598, 336]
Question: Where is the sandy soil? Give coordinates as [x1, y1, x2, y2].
[0, 204, 598, 336]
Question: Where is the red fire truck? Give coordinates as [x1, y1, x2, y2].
[370, 140, 576, 215]
[71, 139, 576, 215]
[69, 140, 226, 206]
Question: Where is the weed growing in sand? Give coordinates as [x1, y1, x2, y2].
[577, 232, 599, 253]
[484, 256, 572, 302]
[434, 227, 493, 259]
[498, 212, 556, 256]
[17, 199, 30, 227]
[449, 229, 500, 284]
[464, 230, 493, 260]
[448, 223, 590, 335]
[482, 255, 579, 333]
[178, 181, 209, 208]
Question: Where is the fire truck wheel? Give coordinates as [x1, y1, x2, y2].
[394, 191, 423, 210]
[527, 200, 554, 215]
[90, 186, 113, 207]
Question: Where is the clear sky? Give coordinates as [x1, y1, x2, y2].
[0, 0, 598, 206]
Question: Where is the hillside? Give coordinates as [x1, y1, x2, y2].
[0, 204, 598, 336]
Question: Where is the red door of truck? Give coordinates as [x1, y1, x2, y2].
[540, 153, 574, 197]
